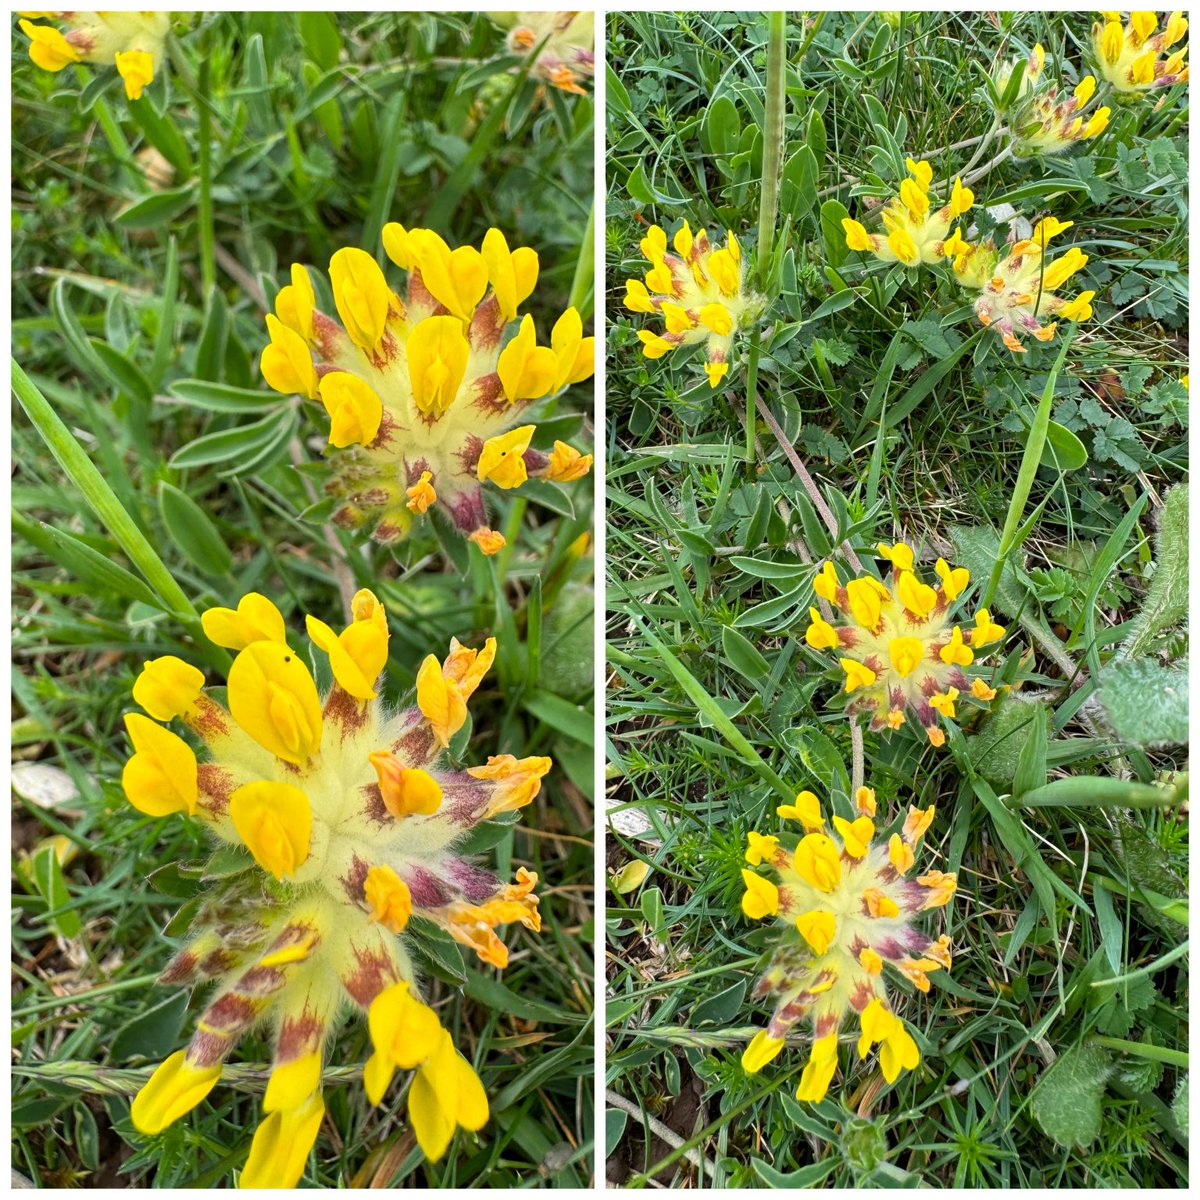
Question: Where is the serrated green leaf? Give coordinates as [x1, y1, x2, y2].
[1096, 658, 1188, 748]
[1122, 483, 1188, 658]
[1030, 1040, 1112, 1149]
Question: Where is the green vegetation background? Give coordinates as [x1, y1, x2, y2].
[12, 12, 594, 1188]
[604, 10, 1187, 1188]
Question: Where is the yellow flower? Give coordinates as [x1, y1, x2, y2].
[843, 160, 973, 267]
[477, 425, 535, 489]
[261, 226, 593, 550]
[806, 546, 1003, 742]
[741, 869, 780, 919]
[777, 789, 825, 831]
[746, 831, 780, 866]
[740, 785, 953, 1103]
[1091, 11, 1189, 94]
[501, 10, 595, 95]
[125, 594, 543, 1183]
[20, 12, 171, 96]
[623, 220, 762, 388]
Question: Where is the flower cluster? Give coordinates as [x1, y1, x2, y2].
[841, 159, 975, 267]
[1092, 10, 1188, 94]
[124, 590, 549, 1186]
[740, 785, 955, 1103]
[998, 43, 1111, 156]
[17, 11, 170, 100]
[962, 216, 1094, 351]
[260, 226, 594, 555]
[624, 221, 761, 388]
[500, 11, 595, 95]
[804, 542, 1005, 746]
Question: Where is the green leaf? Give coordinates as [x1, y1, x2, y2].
[168, 379, 280, 413]
[1011, 696, 1048, 797]
[168, 411, 288, 469]
[721, 627, 770, 682]
[1030, 1040, 1113, 1149]
[967, 696, 1050, 789]
[1122, 483, 1188, 657]
[1042, 420, 1089, 471]
[820, 199, 852, 268]
[702, 94, 741, 157]
[690, 979, 747, 1025]
[1095, 659, 1189, 748]
[109, 991, 190, 1064]
[523, 690, 593, 747]
[114, 186, 196, 230]
[626, 162, 687, 207]
[605, 1108, 629, 1159]
[752, 1157, 838, 1188]
[158, 482, 233, 577]
[32, 844, 82, 939]
[89, 339, 152, 405]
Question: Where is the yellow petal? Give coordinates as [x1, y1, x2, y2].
[201, 593, 287, 652]
[122, 713, 198, 817]
[498, 314, 557, 402]
[130, 1050, 221, 1135]
[329, 247, 392, 352]
[239, 1091, 325, 1189]
[226, 642, 323, 763]
[319, 372, 384, 448]
[229, 780, 312, 880]
[477, 425, 535, 489]
[132, 656, 204, 721]
[407, 315, 469, 416]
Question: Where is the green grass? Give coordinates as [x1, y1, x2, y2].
[604, 10, 1187, 1188]
[12, 12, 594, 1187]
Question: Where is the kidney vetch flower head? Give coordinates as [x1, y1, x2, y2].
[123, 589, 549, 1185]
[739, 785, 955, 1102]
[496, 10, 595, 95]
[841, 158, 974, 268]
[260, 225, 594, 556]
[17, 11, 171, 100]
[956, 215, 1095, 352]
[1091, 10, 1188, 95]
[624, 220, 763, 388]
[995, 43, 1111, 156]
[803, 542, 1006, 746]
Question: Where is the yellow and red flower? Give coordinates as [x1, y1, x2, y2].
[740, 786, 955, 1102]
[261, 226, 593, 554]
[1092, 10, 1188, 94]
[805, 543, 1004, 745]
[124, 590, 548, 1185]
[624, 220, 763, 388]
[499, 11, 594, 95]
[998, 44, 1111, 156]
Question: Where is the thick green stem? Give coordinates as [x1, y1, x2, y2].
[743, 323, 762, 466]
[756, 11, 787, 294]
[12, 360, 226, 669]
[568, 199, 595, 317]
[1092, 1036, 1189, 1068]
[197, 56, 216, 298]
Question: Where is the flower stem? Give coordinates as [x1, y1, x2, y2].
[568, 198, 595, 317]
[743, 323, 762, 466]
[756, 11, 787, 294]
[196, 53, 216, 298]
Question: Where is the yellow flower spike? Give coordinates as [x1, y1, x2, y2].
[202, 596, 288, 654]
[406, 470, 437, 513]
[971, 678, 998, 702]
[363, 981, 444, 1105]
[740, 869, 780, 919]
[897, 570, 938, 618]
[855, 786, 877, 817]
[415, 638, 495, 748]
[637, 330, 674, 359]
[742, 1030, 786, 1074]
[1042, 247, 1088, 291]
[804, 607, 841, 651]
[795, 910, 837, 955]
[934, 558, 969, 601]
[793, 833, 842, 893]
[19, 19, 81, 71]
[477, 425, 535, 490]
[229, 781, 312, 881]
[777, 789, 825, 831]
[469, 528, 506, 555]
[497, 314, 558, 402]
[261, 314, 319, 400]
[122, 713, 198, 818]
[1130, 11, 1158, 42]
[842, 217, 873, 252]
[408, 1030, 489, 1161]
[832, 815, 875, 859]
[226, 642, 323, 764]
[898, 177, 930, 217]
[370, 752, 444, 818]
[645, 259, 675, 294]
[130, 1051, 222, 1135]
[970, 609, 1006, 647]
[329, 247, 392, 353]
[319, 372, 384, 449]
[115, 49, 153, 100]
[545, 441, 593, 482]
[550, 307, 596, 391]
[480, 227, 539, 322]
[888, 833, 915, 874]
[407, 315, 470, 416]
[443, 636, 497, 699]
[845, 578, 883, 630]
[942, 228, 970, 258]
[745, 831, 780, 867]
[864, 887, 900, 918]
[381, 221, 414, 269]
[927, 727, 947, 747]
[939, 626, 975, 667]
[239, 1092, 325, 1189]
[263, 1053, 322, 1114]
[305, 609, 389, 702]
[133, 656, 205, 722]
[888, 637, 925, 679]
[903, 805, 936, 844]
[840, 658, 877, 694]
[795, 1032, 839, 1103]
[917, 869, 958, 908]
[275, 263, 316, 343]
[410, 230, 489, 325]
[813, 561, 840, 602]
[856, 998, 892, 1059]
[877, 542, 914, 572]
[364, 865, 414, 933]
[929, 688, 959, 719]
